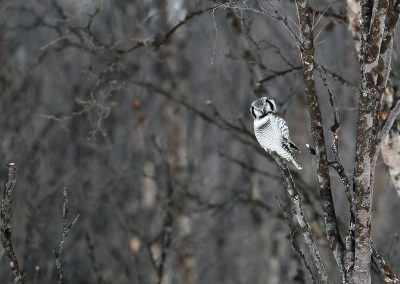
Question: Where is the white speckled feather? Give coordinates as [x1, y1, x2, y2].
[254, 114, 302, 169]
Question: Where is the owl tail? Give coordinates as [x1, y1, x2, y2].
[291, 158, 302, 170]
[289, 140, 301, 153]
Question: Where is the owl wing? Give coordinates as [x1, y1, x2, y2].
[275, 114, 300, 153]
[275, 115, 289, 140]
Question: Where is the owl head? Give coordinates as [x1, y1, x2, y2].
[250, 97, 277, 119]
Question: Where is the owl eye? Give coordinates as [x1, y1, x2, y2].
[266, 99, 275, 112]
[251, 106, 256, 118]
[253, 108, 264, 118]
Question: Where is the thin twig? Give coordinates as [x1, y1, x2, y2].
[371, 246, 399, 283]
[376, 99, 400, 143]
[152, 138, 175, 284]
[319, 69, 355, 277]
[218, 150, 281, 180]
[114, 4, 224, 54]
[54, 188, 79, 284]
[318, 64, 360, 92]
[309, 6, 348, 24]
[0, 163, 23, 284]
[257, 66, 303, 85]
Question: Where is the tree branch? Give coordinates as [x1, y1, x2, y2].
[257, 66, 302, 85]
[345, 0, 399, 282]
[273, 154, 329, 284]
[54, 188, 79, 284]
[352, 0, 399, 282]
[276, 198, 317, 284]
[296, 0, 346, 281]
[376, 97, 400, 143]
[0, 163, 23, 284]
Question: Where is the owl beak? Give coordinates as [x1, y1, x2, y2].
[260, 106, 268, 114]
[255, 107, 264, 113]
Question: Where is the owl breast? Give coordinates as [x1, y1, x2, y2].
[254, 116, 292, 160]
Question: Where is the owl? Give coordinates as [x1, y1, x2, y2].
[250, 97, 302, 170]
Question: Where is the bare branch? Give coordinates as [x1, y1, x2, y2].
[218, 150, 281, 180]
[54, 188, 79, 284]
[114, 4, 223, 54]
[0, 163, 23, 284]
[276, 198, 317, 284]
[295, 0, 346, 280]
[309, 6, 348, 24]
[371, 247, 399, 283]
[152, 139, 175, 284]
[376, 98, 400, 143]
[257, 66, 302, 85]
[318, 63, 361, 92]
[273, 154, 329, 283]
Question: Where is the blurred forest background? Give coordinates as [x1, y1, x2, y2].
[0, 0, 399, 283]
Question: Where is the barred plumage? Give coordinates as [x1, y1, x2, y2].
[250, 97, 302, 170]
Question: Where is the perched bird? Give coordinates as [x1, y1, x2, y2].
[250, 97, 302, 170]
